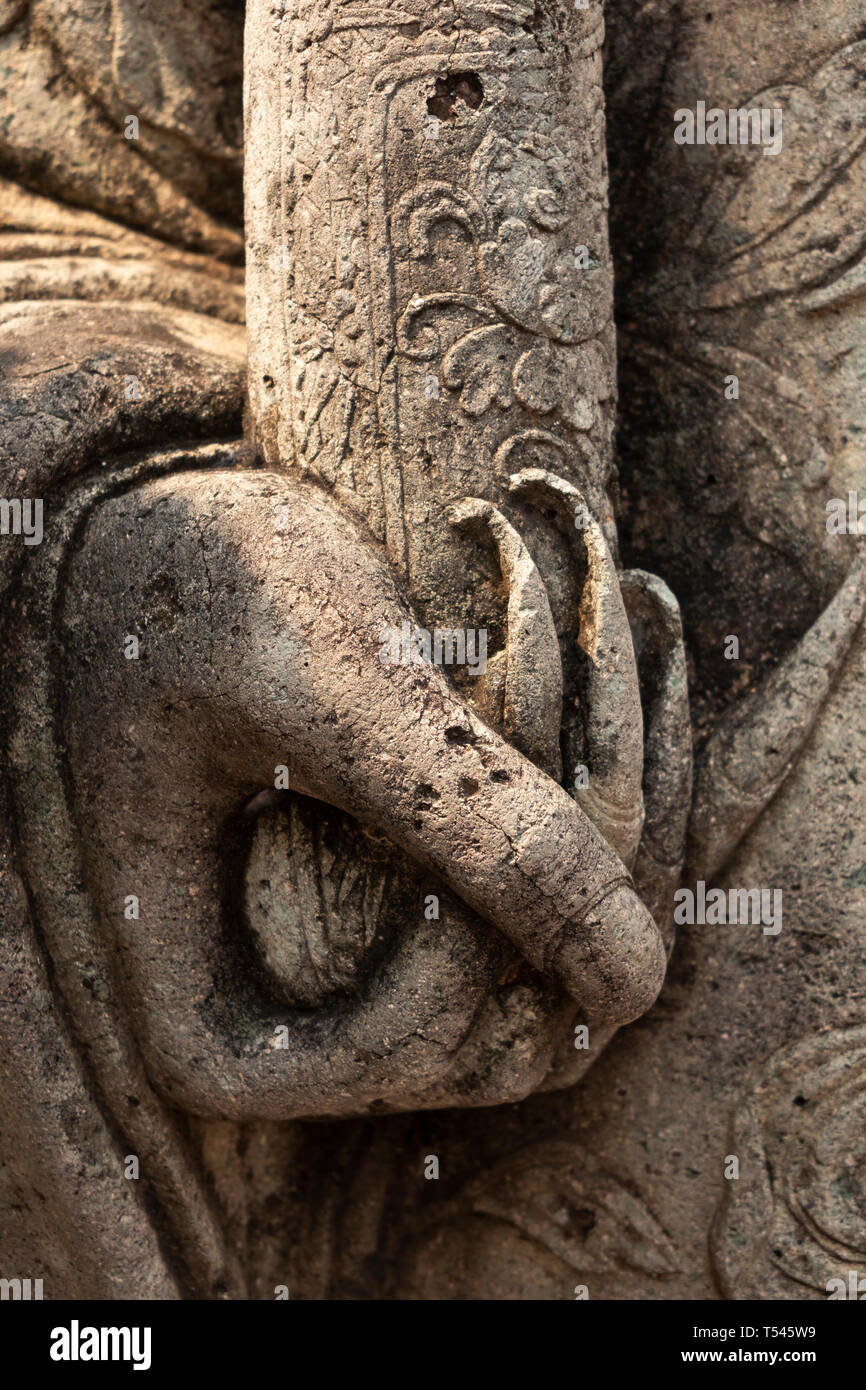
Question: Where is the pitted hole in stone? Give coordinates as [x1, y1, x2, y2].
[567, 1208, 597, 1239]
[459, 777, 480, 797]
[427, 73, 484, 121]
[444, 725, 477, 746]
[262, 374, 275, 390]
[415, 782, 441, 812]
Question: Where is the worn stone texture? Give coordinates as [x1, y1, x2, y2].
[0, 0, 863, 1301]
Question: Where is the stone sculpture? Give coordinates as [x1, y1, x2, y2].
[0, 0, 863, 1300]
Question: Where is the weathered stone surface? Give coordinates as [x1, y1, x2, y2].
[0, 0, 863, 1302]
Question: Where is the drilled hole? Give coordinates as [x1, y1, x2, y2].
[427, 72, 484, 121]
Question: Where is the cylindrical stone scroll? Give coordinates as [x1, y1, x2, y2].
[245, 0, 617, 632]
